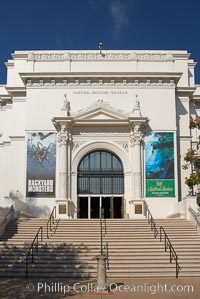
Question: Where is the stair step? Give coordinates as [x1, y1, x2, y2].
[0, 218, 199, 279]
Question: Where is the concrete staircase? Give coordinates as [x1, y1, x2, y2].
[156, 219, 200, 277]
[0, 218, 200, 278]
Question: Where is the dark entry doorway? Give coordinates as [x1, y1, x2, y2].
[91, 197, 100, 218]
[113, 197, 122, 218]
[78, 197, 88, 218]
[102, 197, 111, 218]
[78, 196, 123, 219]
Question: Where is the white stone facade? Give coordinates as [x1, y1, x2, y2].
[0, 50, 199, 218]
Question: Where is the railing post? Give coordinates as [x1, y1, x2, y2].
[36, 234, 38, 252]
[170, 246, 172, 263]
[176, 259, 179, 278]
[32, 247, 34, 263]
[147, 210, 149, 224]
[106, 242, 109, 270]
[26, 256, 28, 278]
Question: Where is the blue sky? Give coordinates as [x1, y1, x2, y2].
[1, 0, 200, 83]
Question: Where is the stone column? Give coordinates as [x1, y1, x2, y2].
[67, 133, 72, 200]
[133, 124, 143, 200]
[130, 123, 143, 200]
[130, 125, 135, 200]
[58, 130, 68, 200]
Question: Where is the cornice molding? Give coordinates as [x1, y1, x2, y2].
[9, 136, 25, 141]
[20, 72, 180, 89]
[11, 50, 191, 62]
[191, 95, 200, 103]
[23, 51, 176, 62]
[188, 62, 197, 68]
[176, 87, 196, 97]
[4, 61, 14, 68]
[0, 95, 12, 106]
[5, 87, 26, 97]
[173, 53, 191, 59]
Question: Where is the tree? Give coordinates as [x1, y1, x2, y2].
[183, 116, 200, 205]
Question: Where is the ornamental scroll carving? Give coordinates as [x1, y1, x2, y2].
[57, 123, 72, 146]
[58, 134, 68, 146]
[58, 133, 72, 146]
[130, 124, 144, 145]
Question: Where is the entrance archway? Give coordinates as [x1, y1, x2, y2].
[77, 150, 124, 218]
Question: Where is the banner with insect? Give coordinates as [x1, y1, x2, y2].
[26, 132, 56, 197]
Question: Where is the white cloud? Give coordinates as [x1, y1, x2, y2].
[110, 0, 129, 36]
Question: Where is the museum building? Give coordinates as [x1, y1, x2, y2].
[0, 49, 200, 219]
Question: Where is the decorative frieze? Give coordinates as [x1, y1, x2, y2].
[25, 78, 176, 88]
[27, 52, 174, 62]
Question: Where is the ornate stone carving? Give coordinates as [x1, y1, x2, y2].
[133, 134, 143, 145]
[28, 52, 71, 61]
[74, 99, 127, 118]
[118, 142, 129, 151]
[131, 95, 142, 117]
[25, 78, 176, 88]
[58, 131, 73, 146]
[129, 124, 144, 145]
[27, 52, 174, 62]
[72, 142, 84, 151]
[58, 134, 68, 146]
[62, 94, 71, 116]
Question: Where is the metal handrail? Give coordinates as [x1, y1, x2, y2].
[105, 242, 109, 269]
[188, 206, 200, 227]
[0, 205, 14, 227]
[100, 208, 107, 255]
[160, 226, 181, 278]
[147, 209, 159, 238]
[26, 226, 43, 278]
[47, 206, 57, 239]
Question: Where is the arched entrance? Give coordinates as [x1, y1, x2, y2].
[77, 150, 124, 218]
